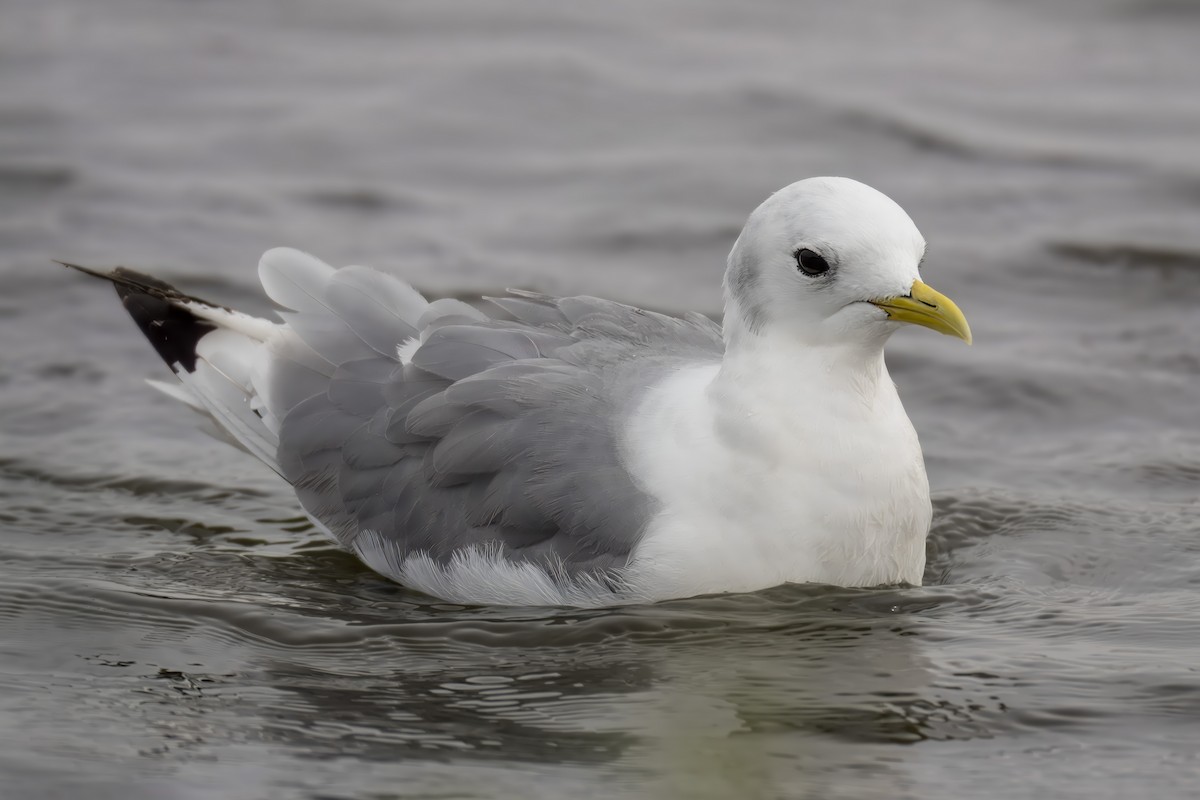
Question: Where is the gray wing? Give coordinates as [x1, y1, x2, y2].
[263, 252, 723, 582]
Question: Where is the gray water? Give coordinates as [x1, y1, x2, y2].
[3, 0, 1200, 797]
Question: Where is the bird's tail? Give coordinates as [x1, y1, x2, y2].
[59, 260, 284, 471]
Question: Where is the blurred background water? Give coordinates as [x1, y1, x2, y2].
[2, 0, 1199, 797]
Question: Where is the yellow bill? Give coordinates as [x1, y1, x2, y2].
[870, 280, 972, 344]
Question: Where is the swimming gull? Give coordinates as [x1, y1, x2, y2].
[64, 176, 971, 607]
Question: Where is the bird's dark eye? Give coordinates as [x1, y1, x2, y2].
[795, 248, 830, 277]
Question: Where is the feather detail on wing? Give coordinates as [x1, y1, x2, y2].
[258, 251, 724, 584]
[65, 249, 724, 595]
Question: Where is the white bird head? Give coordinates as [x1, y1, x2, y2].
[724, 176, 971, 349]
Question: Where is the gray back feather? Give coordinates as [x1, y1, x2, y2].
[261, 251, 723, 581]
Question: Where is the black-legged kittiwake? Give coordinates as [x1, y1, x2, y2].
[64, 177, 971, 607]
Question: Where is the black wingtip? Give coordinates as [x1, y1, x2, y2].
[57, 260, 119, 282]
[61, 260, 220, 373]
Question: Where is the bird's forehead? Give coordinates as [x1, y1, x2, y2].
[762, 178, 925, 258]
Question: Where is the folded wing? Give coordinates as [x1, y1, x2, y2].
[69, 249, 724, 597]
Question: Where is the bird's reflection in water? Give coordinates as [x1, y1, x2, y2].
[176, 582, 1005, 798]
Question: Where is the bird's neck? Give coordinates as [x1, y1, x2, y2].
[716, 312, 890, 408]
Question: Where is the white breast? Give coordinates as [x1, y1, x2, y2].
[621, 346, 931, 602]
